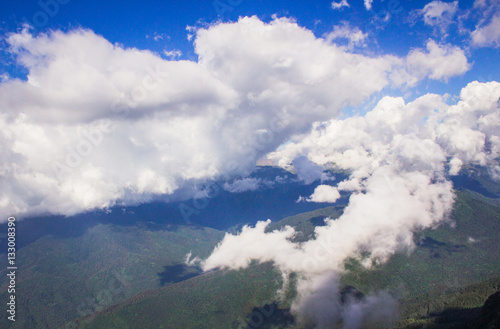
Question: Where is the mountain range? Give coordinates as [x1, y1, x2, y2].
[0, 166, 499, 328]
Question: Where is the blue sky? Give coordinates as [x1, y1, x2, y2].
[1, 0, 498, 96]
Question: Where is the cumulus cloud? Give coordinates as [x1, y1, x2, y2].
[203, 81, 500, 327]
[0, 18, 386, 218]
[0, 17, 472, 219]
[391, 40, 470, 86]
[331, 0, 350, 10]
[270, 81, 500, 180]
[420, 1, 459, 35]
[304, 185, 340, 203]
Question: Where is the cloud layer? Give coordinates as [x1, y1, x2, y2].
[0, 16, 472, 219]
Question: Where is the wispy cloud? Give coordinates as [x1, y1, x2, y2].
[331, 0, 350, 10]
[163, 49, 182, 59]
[364, 0, 373, 11]
[325, 22, 368, 49]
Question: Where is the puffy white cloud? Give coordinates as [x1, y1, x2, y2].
[204, 167, 455, 273]
[432, 81, 500, 168]
[270, 81, 500, 177]
[331, 0, 350, 10]
[392, 40, 470, 86]
[420, 1, 458, 34]
[3, 28, 236, 124]
[202, 220, 299, 271]
[305, 185, 340, 203]
[0, 17, 472, 220]
[471, 12, 500, 47]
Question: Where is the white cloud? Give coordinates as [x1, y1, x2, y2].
[471, 12, 500, 47]
[0, 18, 387, 219]
[392, 40, 470, 86]
[331, 0, 350, 10]
[325, 22, 368, 49]
[421, 1, 459, 34]
[364, 0, 373, 10]
[305, 185, 340, 203]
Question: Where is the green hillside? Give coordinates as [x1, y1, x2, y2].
[71, 190, 500, 328]
[71, 262, 283, 329]
[0, 223, 224, 329]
